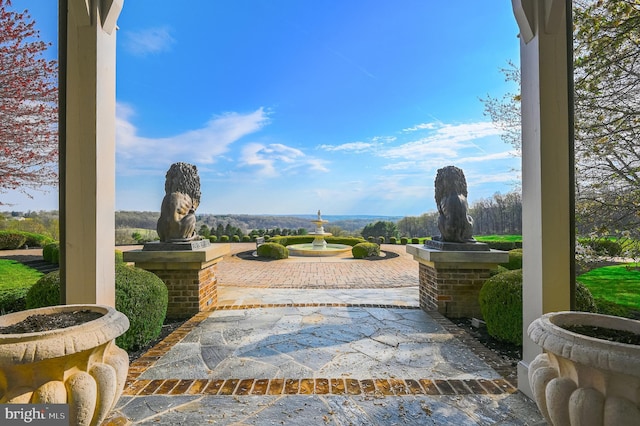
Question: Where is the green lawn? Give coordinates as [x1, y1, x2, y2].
[578, 264, 640, 313]
[0, 259, 43, 291]
[475, 235, 522, 242]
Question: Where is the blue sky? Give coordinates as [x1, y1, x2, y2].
[5, 1, 521, 216]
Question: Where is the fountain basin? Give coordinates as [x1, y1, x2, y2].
[287, 243, 352, 257]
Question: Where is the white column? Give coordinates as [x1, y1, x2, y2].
[512, 0, 572, 398]
[63, 0, 123, 306]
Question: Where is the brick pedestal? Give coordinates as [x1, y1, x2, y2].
[123, 244, 230, 319]
[406, 244, 508, 319]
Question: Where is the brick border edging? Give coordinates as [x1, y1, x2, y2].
[125, 303, 518, 396]
[123, 377, 517, 397]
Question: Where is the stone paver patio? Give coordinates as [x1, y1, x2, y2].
[105, 244, 543, 425]
[1, 244, 544, 424]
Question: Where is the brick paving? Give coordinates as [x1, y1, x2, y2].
[217, 243, 419, 288]
[3, 244, 542, 423]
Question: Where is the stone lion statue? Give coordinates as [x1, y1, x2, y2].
[156, 162, 201, 242]
[433, 165, 474, 243]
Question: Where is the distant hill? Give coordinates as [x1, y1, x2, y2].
[114, 211, 402, 234]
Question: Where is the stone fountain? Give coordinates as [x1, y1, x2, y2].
[310, 210, 330, 249]
[287, 210, 351, 257]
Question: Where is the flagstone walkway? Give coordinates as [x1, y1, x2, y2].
[1, 244, 543, 424]
[103, 244, 543, 425]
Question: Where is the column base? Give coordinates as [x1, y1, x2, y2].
[123, 244, 230, 319]
[407, 244, 508, 319]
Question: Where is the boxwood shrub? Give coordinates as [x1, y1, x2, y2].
[400, 237, 408, 245]
[220, 235, 230, 242]
[256, 242, 289, 259]
[42, 242, 60, 264]
[208, 235, 218, 243]
[411, 238, 420, 244]
[232, 235, 241, 242]
[115, 249, 124, 264]
[378, 236, 385, 244]
[0, 288, 29, 315]
[25, 264, 168, 352]
[480, 269, 597, 345]
[479, 269, 523, 345]
[500, 249, 523, 270]
[114, 263, 168, 351]
[25, 271, 62, 309]
[352, 242, 380, 259]
[0, 231, 28, 250]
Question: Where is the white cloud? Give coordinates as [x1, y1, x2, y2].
[402, 122, 438, 132]
[240, 143, 329, 177]
[123, 27, 175, 56]
[318, 141, 376, 153]
[457, 150, 519, 163]
[382, 122, 502, 160]
[116, 104, 269, 172]
[318, 136, 395, 153]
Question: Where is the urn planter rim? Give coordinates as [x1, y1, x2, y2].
[0, 304, 130, 364]
[528, 311, 640, 376]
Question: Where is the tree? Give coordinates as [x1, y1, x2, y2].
[0, 0, 58, 200]
[481, 1, 640, 235]
[572, 0, 640, 235]
[361, 221, 399, 241]
[480, 60, 521, 154]
[198, 224, 210, 238]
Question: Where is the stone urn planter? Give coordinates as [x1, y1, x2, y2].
[0, 304, 130, 426]
[528, 311, 640, 426]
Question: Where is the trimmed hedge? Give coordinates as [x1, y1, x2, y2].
[575, 280, 597, 313]
[480, 269, 597, 345]
[256, 242, 289, 259]
[400, 237, 408, 245]
[25, 265, 169, 352]
[500, 249, 523, 270]
[0, 288, 28, 315]
[220, 235, 230, 242]
[42, 242, 60, 264]
[390, 237, 397, 244]
[411, 238, 420, 244]
[0, 231, 27, 250]
[268, 235, 365, 247]
[208, 235, 218, 243]
[352, 242, 380, 259]
[479, 269, 523, 345]
[114, 263, 168, 351]
[0, 231, 54, 249]
[475, 240, 521, 251]
[25, 271, 62, 309]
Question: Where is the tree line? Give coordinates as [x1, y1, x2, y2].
[364, 191, 523, 239]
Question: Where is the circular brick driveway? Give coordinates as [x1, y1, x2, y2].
[217, 243, 419, 289]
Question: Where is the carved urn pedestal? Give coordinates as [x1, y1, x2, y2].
[124, 242, 230, 318]
[0, 304, 130, 426]
[406, 244, 507, 318]
[528, 311, 640, 426]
